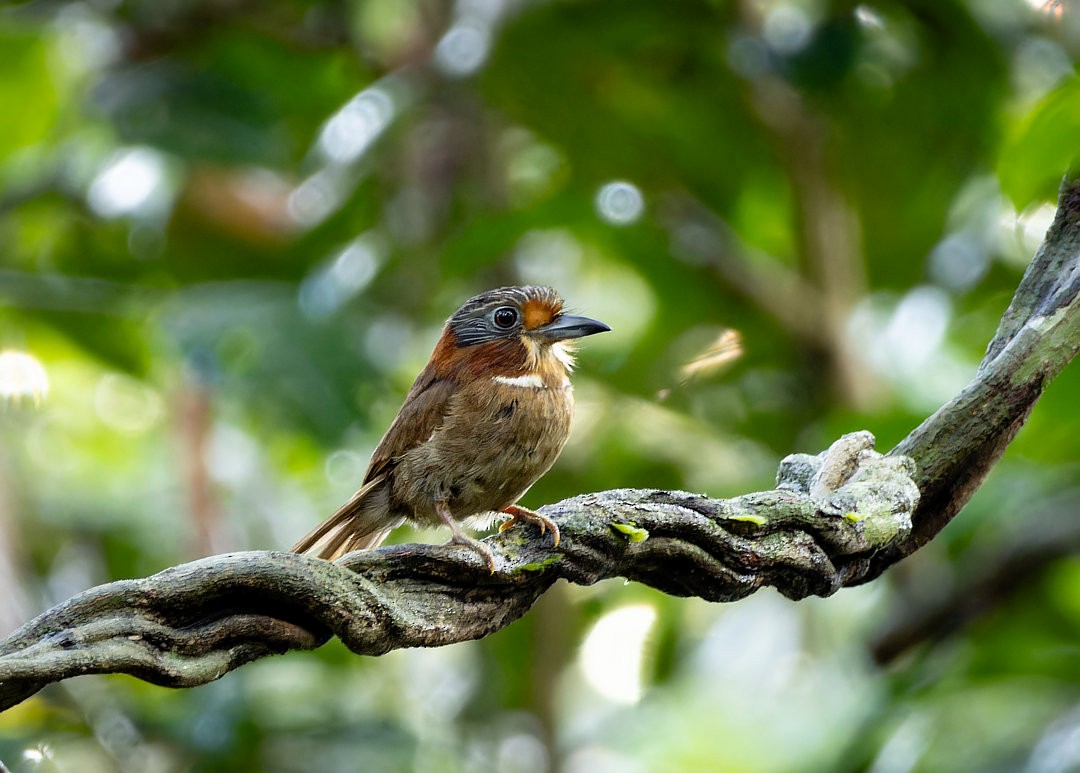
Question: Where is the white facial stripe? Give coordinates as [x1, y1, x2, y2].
[551, 340, 576, 371]
[493, 374, 546, 388]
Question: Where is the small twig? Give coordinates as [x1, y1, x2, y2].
[659, 192, 829, 346]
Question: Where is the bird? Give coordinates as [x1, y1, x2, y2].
[291, 285, 610, 570]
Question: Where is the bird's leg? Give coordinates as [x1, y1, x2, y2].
[436, 498, 497, 572]
[499, 504, 561, 548]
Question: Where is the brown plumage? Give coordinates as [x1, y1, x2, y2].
[291, 286, 609, 569]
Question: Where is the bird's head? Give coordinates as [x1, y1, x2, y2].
[437, 286, 609, 379]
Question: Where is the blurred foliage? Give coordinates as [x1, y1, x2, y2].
[2, 0, 1080, 771]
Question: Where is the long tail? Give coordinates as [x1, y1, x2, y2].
[290, 479, 402, 562]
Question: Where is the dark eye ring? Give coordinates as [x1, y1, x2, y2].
[492, 306, 519, 329]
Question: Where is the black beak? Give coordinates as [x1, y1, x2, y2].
[533, 314, 611, 342]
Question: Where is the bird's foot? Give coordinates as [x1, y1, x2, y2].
[450, 532, 497, 573]
[499, 505, 560, 548]
[435, 498, 497, 573]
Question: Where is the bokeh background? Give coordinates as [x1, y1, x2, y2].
[2, 0, 1080, 771]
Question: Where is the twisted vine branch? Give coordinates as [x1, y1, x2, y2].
[2, 176, 1078, 713]
[0, 434, 916, 711]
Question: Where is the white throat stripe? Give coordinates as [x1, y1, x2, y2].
[493, 374, 546, 388]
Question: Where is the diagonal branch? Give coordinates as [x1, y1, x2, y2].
[1, 175, 1079, 713]
[864, 176, 1080, 578]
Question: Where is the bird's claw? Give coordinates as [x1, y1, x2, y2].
[451, 533, 497, 573]
[500, 505, 561, 548]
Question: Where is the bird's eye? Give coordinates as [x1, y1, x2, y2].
[492, 306, 519, 329]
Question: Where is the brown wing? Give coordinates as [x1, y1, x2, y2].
[291, 365, 459, 560]
[361, 364, 460, 484]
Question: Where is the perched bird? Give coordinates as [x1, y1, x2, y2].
[291, 286, 609, 569]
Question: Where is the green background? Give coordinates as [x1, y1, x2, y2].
[2, 0, 1080, 770]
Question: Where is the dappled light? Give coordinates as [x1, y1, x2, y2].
[0, 351, 48, 406]
[594, 181, 645, 226]
[579, 603, 657, 705]
[2, 0, 1080, 771]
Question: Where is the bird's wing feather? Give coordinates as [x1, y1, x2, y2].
[292, 366, 460, 560]
[363, 367, 460, 484]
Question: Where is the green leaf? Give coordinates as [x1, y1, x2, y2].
[516, 555, 562, 572]
[0, 30, 59, 157]
[728, 514, 767, 526]
[1000, 75, 1080, 208]
[611, 521, 650, 542]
